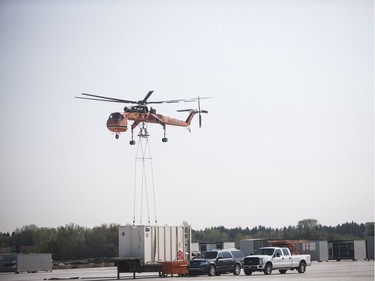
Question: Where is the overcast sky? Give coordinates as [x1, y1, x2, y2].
[0, 0, 373, 233]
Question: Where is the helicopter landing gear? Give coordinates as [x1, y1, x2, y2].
[130, 130, 135, 145]
[161, 125, 168, 143]
[115, 133, 119, 139]
[129, 122, 149, 145]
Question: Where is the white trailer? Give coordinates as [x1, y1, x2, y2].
[116, 225, 191, 279]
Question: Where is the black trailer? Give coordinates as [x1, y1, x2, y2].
[113, 257, 162, 279]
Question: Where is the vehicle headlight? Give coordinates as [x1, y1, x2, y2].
[259, 258, 264, 265]
[200, 261, 208, 266]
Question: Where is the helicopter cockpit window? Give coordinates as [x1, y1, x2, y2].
[110, 113, 123, 119]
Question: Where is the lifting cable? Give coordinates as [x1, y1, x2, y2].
[132, 123, 158, 225]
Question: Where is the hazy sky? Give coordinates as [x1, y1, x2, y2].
[0, 0, 373, 233]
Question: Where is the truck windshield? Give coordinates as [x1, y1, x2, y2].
[201, 251, 218, 259]
[254, 248, 274, 256]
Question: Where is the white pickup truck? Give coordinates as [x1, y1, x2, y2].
[243, 247, 311, 275]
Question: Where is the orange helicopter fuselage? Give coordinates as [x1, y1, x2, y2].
[106, 111, 196, 134]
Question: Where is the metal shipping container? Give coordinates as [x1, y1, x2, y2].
[119, 225, 191, 263]
[367, 236, 374, 260]
[240, 239, 266, 256]
[309, 241, 329, 262]
[328, 240, 366, 261]
[0, 255, 16, 272]
[354, 240, 366, 260]
[198, 242, 235, 252]
[17, 253, 52, 273]
[0, 254, 52, 273]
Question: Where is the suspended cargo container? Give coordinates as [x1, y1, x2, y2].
[118, 225, 191, 262]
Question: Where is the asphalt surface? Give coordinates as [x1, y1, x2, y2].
[0, 260, 373, 281]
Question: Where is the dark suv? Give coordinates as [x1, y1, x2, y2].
[187, 249, 244, 276]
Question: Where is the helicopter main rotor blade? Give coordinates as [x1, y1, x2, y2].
[148, 96, 212, 105]
[75, 96, 132, 103]
[148, 99, 192, 104]
[176, 109, 194, 112]
[77, 93, 138, 104]
[77, 93, 212, 106]
[77, 93, 138, 103]
[139, 91, 154, 104]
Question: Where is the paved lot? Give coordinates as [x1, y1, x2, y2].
[0, 261, 373, 281]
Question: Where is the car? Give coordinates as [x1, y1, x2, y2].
[243, 247, 311, 275]
[187, 249, 243, 276]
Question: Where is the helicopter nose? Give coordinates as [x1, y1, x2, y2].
[106, 113, 128, 133]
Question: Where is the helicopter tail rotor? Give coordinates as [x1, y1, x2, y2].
[197, 96, 209, 128]
[177, 96, 208, 128]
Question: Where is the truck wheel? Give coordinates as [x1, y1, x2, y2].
[244, 269, 253, 275]
[208, 265, 216, 276]
[279, 270, 287, 274]
[233, 264, 241, 275]
[298, 262, 306, 273]
[264, 263, 272, 275]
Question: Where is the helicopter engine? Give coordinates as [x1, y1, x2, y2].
[124, 106, 149, 113]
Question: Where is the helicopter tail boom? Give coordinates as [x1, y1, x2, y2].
[185, 110, 198, 125]
[178, 108, 208, 127]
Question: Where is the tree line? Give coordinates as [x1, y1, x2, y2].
[193, 219, 374, 248]
[0, 219, 373, 261]
[0, 223, 119, 261]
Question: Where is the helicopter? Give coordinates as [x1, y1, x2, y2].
[76, 91, 209, 145]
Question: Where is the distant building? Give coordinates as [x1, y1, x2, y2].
[239, 239, 369, 262]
